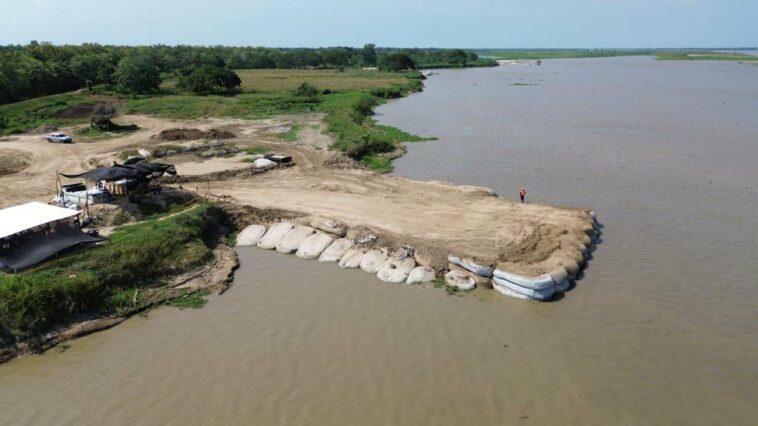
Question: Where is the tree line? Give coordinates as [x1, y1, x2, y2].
[0, 42, 492, 104]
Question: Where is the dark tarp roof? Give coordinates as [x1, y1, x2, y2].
[61, 160, 176, 182]
[61, 165, 142, 181]
[0, 226, 105, 271]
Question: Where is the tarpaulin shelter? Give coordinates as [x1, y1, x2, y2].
[0, 202, 105, 272]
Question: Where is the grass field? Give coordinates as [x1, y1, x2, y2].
[0, 92, 111, 136]
[236, 69, 411, 94]
[476, 49, 652, 60]
[653, 51, 758, 61]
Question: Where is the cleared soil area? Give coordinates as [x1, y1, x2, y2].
[0, 113, 595, 277]
[0, 149, 31, 176]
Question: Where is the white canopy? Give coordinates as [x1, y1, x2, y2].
[0, 202, 80, 239]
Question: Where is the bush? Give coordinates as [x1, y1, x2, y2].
[379, 53, 417, 72]
[293, 82, 318, 97]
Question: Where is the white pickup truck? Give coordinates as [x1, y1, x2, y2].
[46, 132, 73, 143]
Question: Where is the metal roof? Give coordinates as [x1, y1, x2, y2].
[0, 202, 80, 239]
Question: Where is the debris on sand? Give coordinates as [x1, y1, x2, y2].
[158, 128, 236, 141]
[322, 153, 365, 170]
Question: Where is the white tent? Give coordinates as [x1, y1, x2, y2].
[0, 202, 80, 239]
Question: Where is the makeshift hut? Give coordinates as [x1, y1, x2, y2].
[0, 202, 105, 272]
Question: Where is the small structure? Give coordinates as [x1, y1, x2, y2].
[57, 159, 177, 207]
[0, 202, 105, 272]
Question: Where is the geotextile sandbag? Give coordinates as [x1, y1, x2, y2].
[493, 268, 555, 290]
[235, 224, 266, 247]
[310, 218, 347, 237]
[360, 248, 389, 274]
[444, 270, 476, 291]
[339, 248, 366, 269]
[548, 266, 569, 285]
[563, 259, 580, 277]
[448, 263, 492, 289]
[276, 226, 316, 254]
[256, 222, 294, 249]
[550, 266, 571, 293]
[406, 266, 436, 285]
[447, 255, 494, 277]
[492, 276, 555, 301]
[295, 232, 335, 259]
[555, 279, 571, 293]
[318, 238, 354, 262]
[493, 282, 531, 300]
[377, 257, 416, 284]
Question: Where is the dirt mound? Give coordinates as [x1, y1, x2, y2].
[55, 103, 97, 119]
[161, 162, 293, 184]
[158, 128, 236, 141]
[0, 149, 31, 176]
[323, 153, 365, 170]
[220, 202, 304, 230]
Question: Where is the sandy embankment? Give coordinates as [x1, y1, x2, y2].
[0, 113, 596, 277]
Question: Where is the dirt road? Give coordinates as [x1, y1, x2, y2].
[0, 113, 596, 276]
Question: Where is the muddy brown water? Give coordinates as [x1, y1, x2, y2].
[1, 57, 756, 425]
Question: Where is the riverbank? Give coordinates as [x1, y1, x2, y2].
[0, 202, 239, 363]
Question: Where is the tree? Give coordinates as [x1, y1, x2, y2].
[113, 54, 162, 94]
[177, 64, 241, 95]
[379, 53, 416, 72]
[445, 49, 469, 66]
[322, 48, 351, 69]
[361, 44, 377, 66]
[293, 82, 318, 97]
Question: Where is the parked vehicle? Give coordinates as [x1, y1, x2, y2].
[46, 132, 73, 143]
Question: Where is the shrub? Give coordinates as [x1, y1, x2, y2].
[293, 82, 318, 97]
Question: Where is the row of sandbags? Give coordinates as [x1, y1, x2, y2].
[235, 221, 437, 286]
[235, 210, 600, 299]
[447, 210, 601, 301]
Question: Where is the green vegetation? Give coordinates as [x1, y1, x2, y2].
[242, 146, 271, 155]
[476, 48, 758, 62]
[360, 155, 393, 173]
[123, 93, 319, 119]
[1, 65, 431, 171]
[476, 49, 653, 60]
[654, 51, 758, 61]
[0, 203, 229, 346]
[177, 64, 241, 95]
[380, 53, 417, 71]
[113, 52, 162, 94]
[0, 42, 490, 105]
[276, 124, 302, 142]
[165, 289, 211, 310]
[74, 123, 138, 141]
[0, 92, 109, 135]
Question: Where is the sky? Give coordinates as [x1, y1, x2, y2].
[0, 0, 756, 48]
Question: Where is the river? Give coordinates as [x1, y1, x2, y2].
[0, 57, 756, 425]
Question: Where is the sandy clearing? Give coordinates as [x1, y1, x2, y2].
[0, 114, 322, 207]
[0, 113, 596, 276]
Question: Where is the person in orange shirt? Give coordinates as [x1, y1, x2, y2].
[519, 186, 526, 204]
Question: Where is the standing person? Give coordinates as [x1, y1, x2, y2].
[519, 186, 527, 204]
